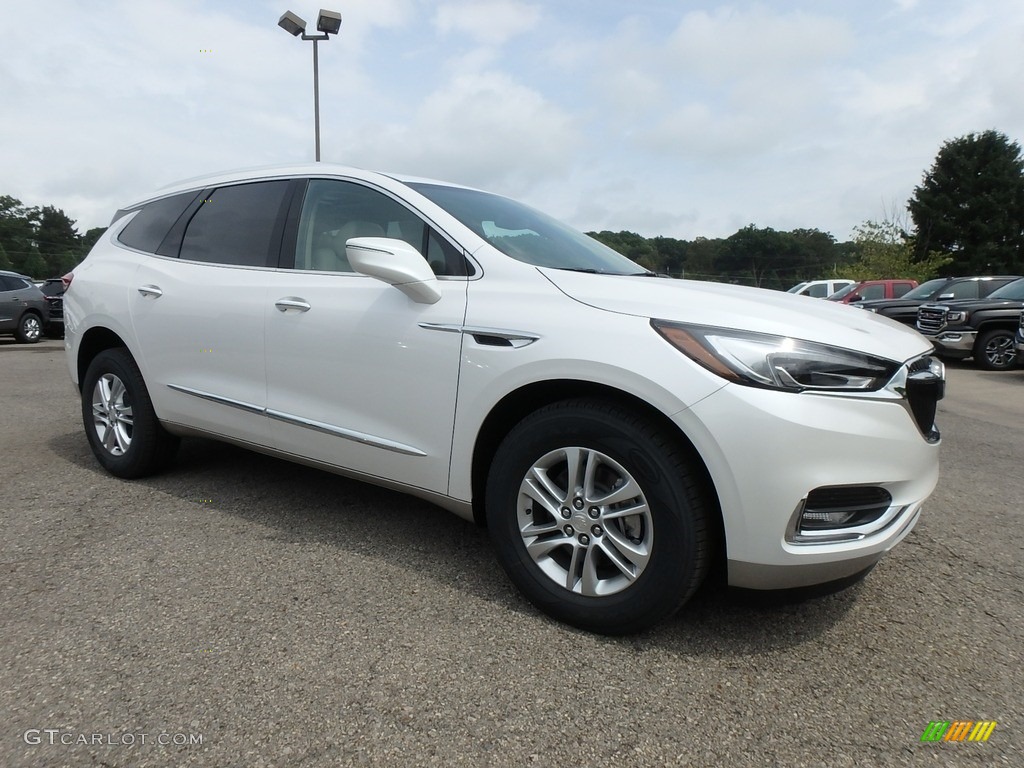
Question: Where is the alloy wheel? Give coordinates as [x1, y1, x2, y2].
[91, 373, 134, 456]
[516, 446, 653, 597]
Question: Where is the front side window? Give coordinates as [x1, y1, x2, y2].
[860, 284, 886, 300]
[179, 181, 290, 267]
[806, 283, 829, 298]
[293, 179, 471, 277]
[948, 282, 980, 300]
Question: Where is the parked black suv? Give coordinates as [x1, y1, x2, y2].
[1016, 309, 1024, 365]
[917, 277, 1024, 370]
[0, 270, 49, 343]
[855, 275, 1022, 326]
[39, 277, 66, 338]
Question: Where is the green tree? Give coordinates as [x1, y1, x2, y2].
[36, 205, 81, 276]
[908, 130, 1024, 273]
[719, 225, 803, 288]
[0, 196, 41, 275]
[847, 220, 951, 282]
[587, 230, 658, 269]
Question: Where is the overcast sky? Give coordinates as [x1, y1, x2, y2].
[2, 0, 1023, 240]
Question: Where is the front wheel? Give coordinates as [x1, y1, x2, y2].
[486, 399, 712, 634]
[81, 348, 180, 478]
[974, 329, 1017, 371]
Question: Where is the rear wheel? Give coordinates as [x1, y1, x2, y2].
[486, 399, 712, 634]
[15, 313, 43, 343]
[974, 329, 1016, 371]
[81, 348, 179, 478]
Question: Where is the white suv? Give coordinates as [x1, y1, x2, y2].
[64, 165, 944, 634]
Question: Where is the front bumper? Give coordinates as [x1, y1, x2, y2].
[921, 329, 975, 357]
[675, 362, 941, 591]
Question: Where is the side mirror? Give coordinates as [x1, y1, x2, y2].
[848, 295, 862, 303]
[346, 237, 441, 305]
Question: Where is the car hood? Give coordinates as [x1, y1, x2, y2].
[855, 298, 924, 310]
[921, 298, 1024, 311]
[539, 269, 932, 363]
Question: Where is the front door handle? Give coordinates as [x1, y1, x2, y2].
[275, 298, 311, 313]
[138, 285, 163, 298]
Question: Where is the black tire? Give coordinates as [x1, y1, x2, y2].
[81, 348, 179, 478]
[485, 399, 711, 635]
[14, 312, 43, 343]
[974, 329, 1017, 371]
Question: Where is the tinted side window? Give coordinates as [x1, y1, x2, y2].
[1, 276, 31, 290]
[980, 280, 1012, 298]
[893, 282, 914, 297]
[180, 181, 290, 267]
[118, 192, 197, 253]
[948, 282, 979, 300]
[295, 180, 423, 273]
[806, 284, 829, 298]
[294, 179, 473, 276]
[860, 284, 885, 300]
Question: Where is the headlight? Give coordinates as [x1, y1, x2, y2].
[946, 310, 967, 323]
[651, 320, 900, 392]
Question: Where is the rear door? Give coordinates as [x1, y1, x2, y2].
[128, 180, 297, 446]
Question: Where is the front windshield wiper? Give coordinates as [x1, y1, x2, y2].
[558, 267, 659, 276]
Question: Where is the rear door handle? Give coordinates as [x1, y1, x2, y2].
[138, 285, 163, 298]
[275, 298, 311, 313]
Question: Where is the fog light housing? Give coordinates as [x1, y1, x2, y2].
[789, 485, 893, 543]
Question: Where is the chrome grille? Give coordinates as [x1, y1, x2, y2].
[916, 305, 946, 334]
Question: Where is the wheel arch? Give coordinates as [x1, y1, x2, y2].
[77, 326, 132, 392]
[469, 379, 724, 544]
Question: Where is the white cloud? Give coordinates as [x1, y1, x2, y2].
[343, 69, 579, 196]
[434, 0, 542, 46]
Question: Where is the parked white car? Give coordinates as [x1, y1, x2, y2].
[787, 279, 855, 298]
[64, 165, 944, 633]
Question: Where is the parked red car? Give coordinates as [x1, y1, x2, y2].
[828, 279, 918, 304]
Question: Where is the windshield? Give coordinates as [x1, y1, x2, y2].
[407, 183, 646, 275]
[786, 282, 809, 294]
[901, 278, 948, 300]
[987, 278, 1024, 301]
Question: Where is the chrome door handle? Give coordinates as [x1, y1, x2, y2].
[137, 285, 163, 298]
[275, 298, 311, 312]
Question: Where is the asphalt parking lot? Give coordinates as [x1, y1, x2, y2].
[1, 338, 1021, 767]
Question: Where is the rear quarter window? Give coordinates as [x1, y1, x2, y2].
[117, 192, 199, 254]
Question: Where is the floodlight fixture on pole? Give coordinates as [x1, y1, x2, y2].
[278, 8, 342, 162]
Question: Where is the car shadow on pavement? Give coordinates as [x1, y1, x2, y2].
[49, 431, 859, 653]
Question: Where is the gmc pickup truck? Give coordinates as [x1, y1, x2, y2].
[856, 275, 1021, 326]
[916, 277, 1024, 370]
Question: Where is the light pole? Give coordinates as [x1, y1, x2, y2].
[278, 9, 342, 161]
